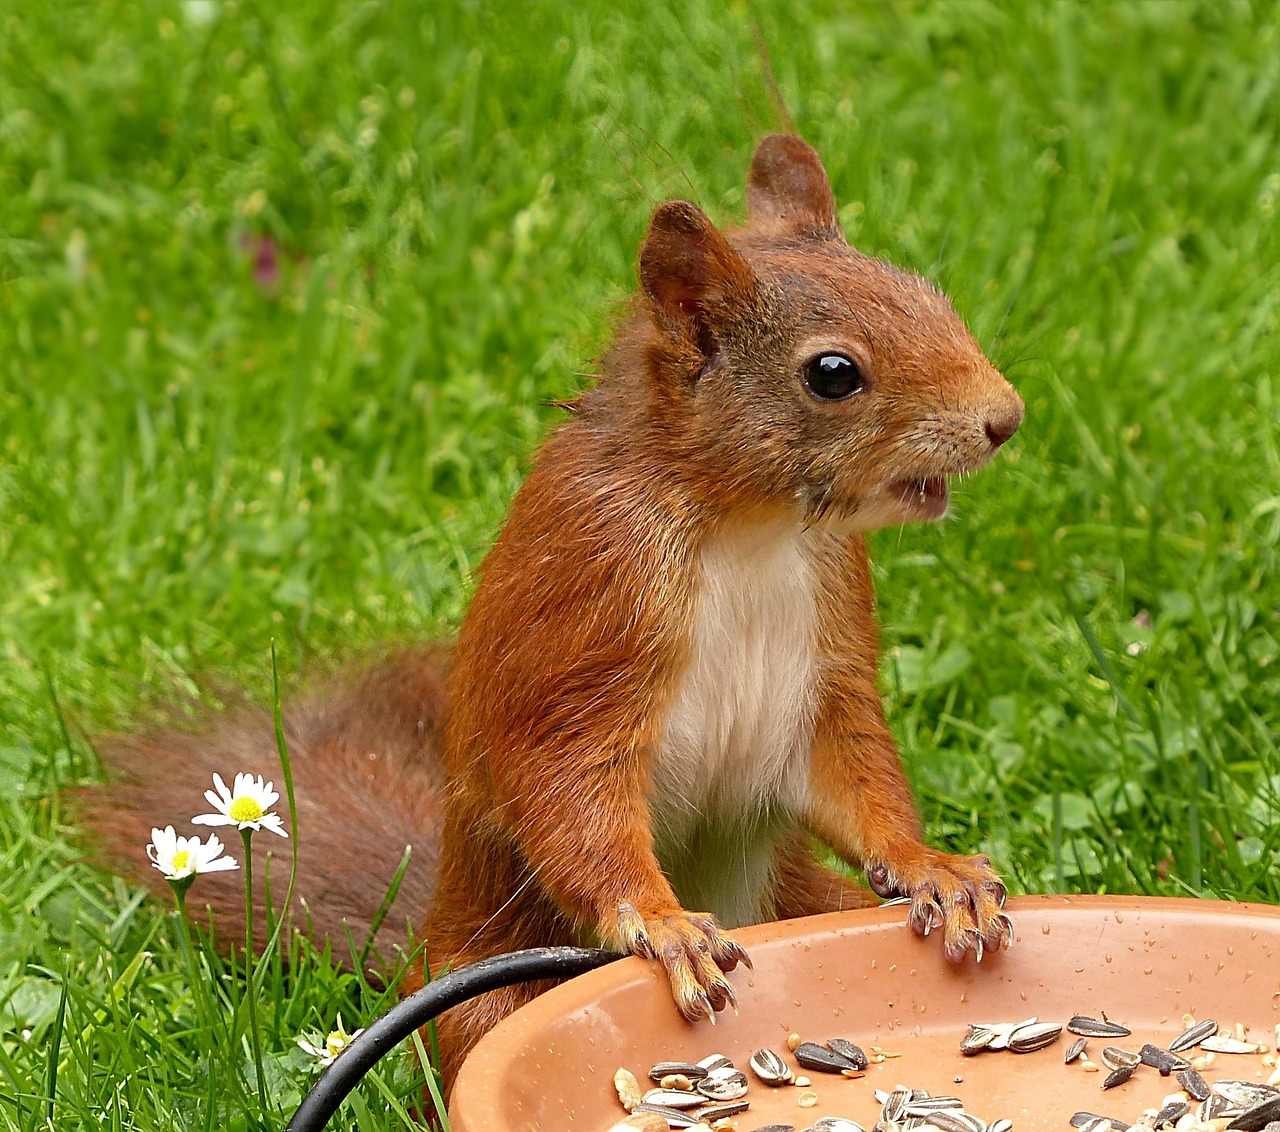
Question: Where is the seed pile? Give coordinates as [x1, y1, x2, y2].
[610, 1040, 893, 1132]
[1059, 1016, 1280, 1132]
[608, 1015, 1280, 1132]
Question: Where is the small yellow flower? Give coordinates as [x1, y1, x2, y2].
[297, 1015, 365, 1068]
[192, 772, 289, 837]
[146, 825, 239, 880]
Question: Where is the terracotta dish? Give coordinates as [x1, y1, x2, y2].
[450, 895, 1280, 1131]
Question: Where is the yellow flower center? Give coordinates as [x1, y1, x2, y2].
[229, 796, 266, 823]
[171, 849, 191, 873]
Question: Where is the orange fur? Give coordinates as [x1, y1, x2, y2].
[82, 134, 1022, 1094]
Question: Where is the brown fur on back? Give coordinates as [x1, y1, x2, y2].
[78, 647, 449, 981]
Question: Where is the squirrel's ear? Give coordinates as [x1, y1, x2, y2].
[639, 200, 755, 353]
[746, 133, 841, 240]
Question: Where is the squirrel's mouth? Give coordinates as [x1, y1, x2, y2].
[891, 475, 950, 518]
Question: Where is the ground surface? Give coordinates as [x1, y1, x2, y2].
[1, 1, 1277, 1128]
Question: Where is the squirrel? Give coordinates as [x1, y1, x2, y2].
[84, 134, 1024, 1093]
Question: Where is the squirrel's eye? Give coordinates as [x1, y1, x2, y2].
[802, 353, 865, 400]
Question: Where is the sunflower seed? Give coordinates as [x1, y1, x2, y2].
[826, 1038, 870, 1070]
[1215, 1083, 1280, 1109]
[811, 1120, 867, 1132]
[960, 1025, 998, 1056]
[903, 1098, 965, 1115]
[649, 1061, 707, 1082]
[927, 1111, 987, 1132]
[749, 1048, 794, 1087]
[749, 1126, 796, 1132]
[1202, 1036, 1263, 1055]
[795, 1042, 861, 1074]
[1008, 1022, 1063, 1053]
[697, 1100, 750, 1122]
[1101, 1047, 1141, 1071]
[1227, 1097, 1280, 1132]
[1139, 1045, 1190, 1075]
[1103, 1064, 1135, 1090]
[632, 1102, 700, 1128]
[1077, 1120, 1114, 1132]
[696, 1054, 734, 1073]
[881, 1088, 914, 1122]
[1178, 1069, 1211, 1101]
[642, 1089, 705, 1109]
[696, 1068, 749, 1102]
[1069, 1016, 1133, 1039]
[1066, 1038, 1090, 1064]
[986, 1018, 1035, 1051]
[1200, 1095, 1234, 1121]
[1070, 1113, 1130, 1131]
[1169, 1020, 1218, 1053]
[989, 1120, 1014, 1132]
[1154, 1101, 1189, 1128]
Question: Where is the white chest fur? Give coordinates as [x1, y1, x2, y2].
[650, 519, 820, 927]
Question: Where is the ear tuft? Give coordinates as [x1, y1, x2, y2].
[746, 133, 840, 240]
[638, 200, 755, 355]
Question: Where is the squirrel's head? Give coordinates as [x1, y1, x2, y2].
[633, 133, 1024, 530]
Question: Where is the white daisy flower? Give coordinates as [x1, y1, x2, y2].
[297, 1015, 364, 1068]
[191, 771, 289, 837]
[146, 825, 239, 880]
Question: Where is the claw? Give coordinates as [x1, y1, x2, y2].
[709, 932, 752, 972]
[720, 977, 738, 1014]
[994, 912, 1015, 948]
[908, 897, 942, 936]
[617, 903, 656, 959]
[679, 984, 714, 1024]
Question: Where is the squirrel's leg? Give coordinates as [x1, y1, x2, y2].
[427, 784, 748, 1061]
[766, 829, 878, 920]
[806, 541, 1013, 961]
[539, 782, 751, 1019]
[805, 713, 1013, 961]
[485, 763, 750, 1021]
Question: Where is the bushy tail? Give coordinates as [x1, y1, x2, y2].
[77, 647, 450, 981]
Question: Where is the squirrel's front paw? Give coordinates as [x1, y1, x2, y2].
[616, 903, 752, 1023]
[866, 849, 1013, 962]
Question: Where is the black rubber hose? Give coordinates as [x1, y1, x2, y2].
[286, 946, 622, 1132]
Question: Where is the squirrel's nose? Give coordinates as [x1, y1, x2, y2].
[984, 398, 1024, 449]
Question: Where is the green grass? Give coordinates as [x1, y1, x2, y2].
[2, 0, 1278, 1127]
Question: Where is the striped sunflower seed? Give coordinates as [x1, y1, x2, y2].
[1100, 1047, 1140, 1071]
[1068, 1016, 1132, 1039]
[749, 1048, 794, 1087]
[1007, 1022, 1063, 1053]
[1177, 1068, 1211, 1101]
[1169, 1019, 1218, 1053]
[1102, 1063, 1135, 1090]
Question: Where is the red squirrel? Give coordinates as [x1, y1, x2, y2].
[87, 134, 1023, 1091]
